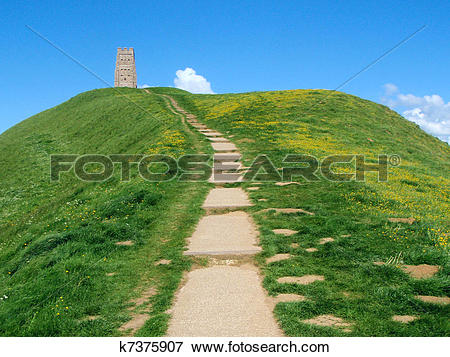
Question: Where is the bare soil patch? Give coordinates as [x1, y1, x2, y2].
[392, 315, 418, 323]
[400, 264, 439, 279]
[372, 262, 439, 279]
[388, 217, 416, 224]
[237, 138, 256, 143]
[415, 295, 450, 305]
[305, 248, 318, 253]
[130, 287, 157, 307]
[341, 291, 361, 299]
[272, 229, 298, 236]
[277, 275, 325, 285]
[266, 254, 291, 264]
[81, 315, 100, 321]
[275, 182, 300, 186]
[302, 314, 353, 332]
[119, 314, 150, 334]
[155, 259, 172, 266]
[115, 240, 134, 246]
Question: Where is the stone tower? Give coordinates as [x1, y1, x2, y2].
[114, 47, 137, 88]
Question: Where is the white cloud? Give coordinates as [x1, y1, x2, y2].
[382, 84, 450, 144]
[138, 84, 150, 88]
[383, 83, 398, 96]
[174, 68, 214, 94]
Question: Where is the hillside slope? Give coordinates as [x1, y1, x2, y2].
[173, 89, 449, 336]
[0, 87, 210, 336]
[175, 89, 449, 225]
[0, 87, 448, 336]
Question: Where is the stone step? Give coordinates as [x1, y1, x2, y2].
[208, 174, 243, 184]
[208, 137, 230, 143]
[202, 187, 252, 209]
[184, 211, 261, 255]
[217, 163, 250, 173]
[212, 162, 244, 176]
[213, 153, 241, 162]
[166, 265, 283, 336]
[211, 142, 238, 152]
[202, 131, 223, 137]
[213, 161, 242, 170]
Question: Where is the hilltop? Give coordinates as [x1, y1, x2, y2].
[0, 87, 448, 336]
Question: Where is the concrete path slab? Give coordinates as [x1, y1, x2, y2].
[208, 137, 230, 142]
[208, 174, 243, 184]
[213, 161, 242, 171]
[202, 131, 223, 137]
[202, 188, 253, 209]
[214, 153, 241, 162]
[211, 142, 238, 152]
[167, 265, 283, 336]
[185, 211, 261, 255]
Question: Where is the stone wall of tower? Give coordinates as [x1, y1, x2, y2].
[114, 47, 137, 88]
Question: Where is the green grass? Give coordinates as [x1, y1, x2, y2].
[1, 86, 448, 336]
[174, 89, 449, 336]
[0, 87, 210, 336]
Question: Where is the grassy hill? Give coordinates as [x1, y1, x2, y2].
[0, 87, 448, 336]
[0, 87, 211, 336]
[174, 89, 449, 336]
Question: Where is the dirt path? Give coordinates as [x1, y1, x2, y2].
[162, 95, 283, 337]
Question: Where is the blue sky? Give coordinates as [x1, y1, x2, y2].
[1, 1, 449, 142]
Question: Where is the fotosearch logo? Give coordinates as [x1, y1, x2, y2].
[50, 153, 400, 183]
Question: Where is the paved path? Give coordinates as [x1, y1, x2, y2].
[163, 95, 282, 337]
[167, 265, 282, 336]
[185, 211, 261, 256]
